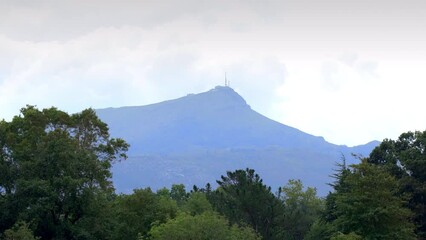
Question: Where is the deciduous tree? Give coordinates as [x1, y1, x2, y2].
[278, 179, 323, 240]
[0, 106, 128, 239]
[147, 211, 260, 240]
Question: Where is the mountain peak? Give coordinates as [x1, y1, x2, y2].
[211, 85, 234, 91]
[95, 86, 379, 195]
[189, 86, 249, 110]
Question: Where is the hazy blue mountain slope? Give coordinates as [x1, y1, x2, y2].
[96, 86, 379, 195]
[98, 86, 340, 153]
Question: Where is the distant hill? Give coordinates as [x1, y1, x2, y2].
[96, 86, 379, 195]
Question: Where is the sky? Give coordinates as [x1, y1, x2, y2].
[1, 0, 425, 146]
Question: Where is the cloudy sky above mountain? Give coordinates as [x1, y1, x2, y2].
[1, 0, 425, 146]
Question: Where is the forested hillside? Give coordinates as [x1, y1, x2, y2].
[1, 106, 424, 239]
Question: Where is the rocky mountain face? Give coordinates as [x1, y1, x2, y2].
[96, 86, 379, 195]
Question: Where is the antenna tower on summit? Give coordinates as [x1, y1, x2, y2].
[224, 72, 230, 87]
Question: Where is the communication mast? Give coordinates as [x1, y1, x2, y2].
[224, 72, 230, 87]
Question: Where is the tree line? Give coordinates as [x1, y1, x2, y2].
[0, 106, 425, 239]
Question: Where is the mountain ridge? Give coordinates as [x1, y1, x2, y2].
[96, 86, 379, 195]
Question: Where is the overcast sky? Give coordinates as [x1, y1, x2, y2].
[1, 0, 425, 146]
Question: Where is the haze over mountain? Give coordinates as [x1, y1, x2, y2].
[96, 86, 379, 195]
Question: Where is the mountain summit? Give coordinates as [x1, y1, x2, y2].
[98, 86, 333, 153]
[184, 86, 249, 109]
[96, 86, 379, 195]
[97, 86, 248, 153]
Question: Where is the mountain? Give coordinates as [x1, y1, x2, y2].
[96, 86, 379, 195]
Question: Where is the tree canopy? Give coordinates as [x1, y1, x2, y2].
[368, 130, 426, 238]
[278, 179, 324, 240]
[334, 160, 415, 239]
[0, 106, 128, 239]
[212, 168, 284, 240]
[147, 211, 261, 240]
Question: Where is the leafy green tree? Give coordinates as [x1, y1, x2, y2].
[112, 188, 178, 240]
[170, 184, 188, 206]
[213, 168, 283, 240]
[70, 190, 118, 239]
[183, 192, 213, 216]
[3, 221, 40, 240]
[369, 130, 426, 237]
[278, 179, 323, 240]
[146, 211, 260, 240]
[0, 106, 128, 239]
[228, 224, 262, 240]
[303, 220, 334, 240]
[330, 232, 362, 240]
[156, 187, 171, 198]
[333, 160, 416, 239]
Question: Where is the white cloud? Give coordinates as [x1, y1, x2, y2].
[274, 53, 426, 146]
[1, 0, 426, 146]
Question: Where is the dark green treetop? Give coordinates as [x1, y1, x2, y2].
[0, 106, 128, 239]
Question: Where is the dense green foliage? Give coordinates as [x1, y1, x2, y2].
[309, 157, 417, 239]
[112, 188, 178, 240]
[3, 221, 40, 240]
[278, 179, 323, 240]
[1, 106, 424, 239]
[0, 106, 128, 239]
[212, 168, 283, 239]
[146, 211, 260, 240]
[333, 160, 415, 239]
[368, 131, 426, 238]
